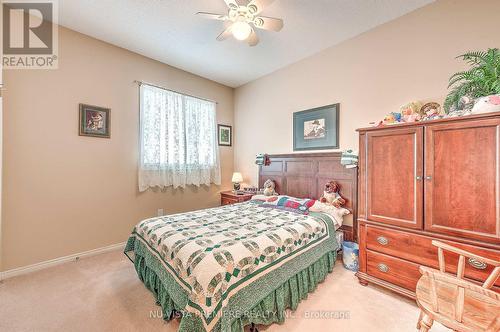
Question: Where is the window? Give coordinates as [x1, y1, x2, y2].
[138, 84, 221, 191]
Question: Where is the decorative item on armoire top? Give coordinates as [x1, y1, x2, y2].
[368, 120, 383, 127]
[382, 112, 402, 125]
[458, 96, 475, 112]
[79, 104, 111, 138]
[231, 172, 243, 192]
[372, 101, 446, 127]
[420, 102, 443, 121]
[262, 179, 277, 196]
[470, 94, 500, 114]
[400, 101, 423, 122]
[293, 103, 339, 151]
[444, 48, 500, 113]
[218, 124, 232, 146]
[447, 97, 475, 117]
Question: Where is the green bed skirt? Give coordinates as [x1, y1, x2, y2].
[128, 238, 336, 332]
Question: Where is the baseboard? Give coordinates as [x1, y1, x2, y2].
[0, 242, 125, 281]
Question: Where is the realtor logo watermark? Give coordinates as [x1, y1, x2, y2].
[149, 309, 351, 320]
[2, 0, 58, 69]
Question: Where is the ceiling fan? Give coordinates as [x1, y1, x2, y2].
[196, 0, 284, 46]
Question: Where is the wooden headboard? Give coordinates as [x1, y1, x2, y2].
[258, 152, 358, 240]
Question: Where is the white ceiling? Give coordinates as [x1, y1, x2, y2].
[58, 0, 435, 87]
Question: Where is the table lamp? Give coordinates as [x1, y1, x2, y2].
[231, 172, 243, 192]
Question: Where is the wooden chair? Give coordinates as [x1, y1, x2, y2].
[415, 240, 500, 332]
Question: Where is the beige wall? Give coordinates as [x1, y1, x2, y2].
[1, 27, 234, 271]
[234, 0, 500, 224]
[3, 0, 499, 271]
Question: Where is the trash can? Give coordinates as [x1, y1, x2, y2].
[342, 241, 359, 271]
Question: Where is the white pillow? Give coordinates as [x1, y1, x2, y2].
[250, 194, 269, 201]
[310, 201, 350, 228]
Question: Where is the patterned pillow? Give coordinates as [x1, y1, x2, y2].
[262, 195, 316, 213]
[261, 195, 282, 205]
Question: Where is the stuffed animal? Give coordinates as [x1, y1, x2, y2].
[471, 95, 500, 114]
[319, 181, 346, 208]
[422, 102, 441, 113]
[420, 102, 442, 121]
[263, 179, 277, 196]
[369, 121, 383, 127]
[383, 112, 402, 125]
[400, 101, 422, 122]
[458, 96, 475, 112]
[402, 112, 420, 123]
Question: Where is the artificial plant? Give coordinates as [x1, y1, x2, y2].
[444, 48, 500, 113]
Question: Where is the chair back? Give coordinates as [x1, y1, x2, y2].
[421, 241, 500, 331]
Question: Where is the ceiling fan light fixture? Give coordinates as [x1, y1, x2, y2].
[248, 4, 258, 14]
[231, 21, 252, 40]
[254, 17, 264, 27]
[196, 0, 283, 46]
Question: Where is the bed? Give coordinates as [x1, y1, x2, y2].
[125, 152, 357, 332]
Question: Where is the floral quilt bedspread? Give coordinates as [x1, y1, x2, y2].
[126, 201, 335, 330]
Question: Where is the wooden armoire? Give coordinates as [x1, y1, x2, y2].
[356, 111, 500, 298]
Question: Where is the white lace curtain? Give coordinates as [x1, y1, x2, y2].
[139, 84, 221, 191]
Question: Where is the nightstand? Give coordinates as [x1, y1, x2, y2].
[220, 191, 253, 206]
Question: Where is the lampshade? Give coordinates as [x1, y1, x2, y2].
[231, 172, 243, 183]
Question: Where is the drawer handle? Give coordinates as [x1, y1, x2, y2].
[377, 236, 389, 246]
[468, 258, 487, 270]
[378, 263, 389, 273]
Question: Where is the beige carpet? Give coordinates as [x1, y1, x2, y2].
[0, 250, 448, 332]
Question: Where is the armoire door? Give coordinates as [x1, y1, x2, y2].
[425, 118, 500, 244]
[366, 127, 424, 229]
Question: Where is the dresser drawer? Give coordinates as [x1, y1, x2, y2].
[366, 226, 436, 266]
[221, 197, 238, 205]
[366, 250, 421, 291]
[366, 225, 500, 287]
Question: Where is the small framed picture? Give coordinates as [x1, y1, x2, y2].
[293, 103, 339, 151]
[79, 104, 111, 138]
[218, 124, 232, 146]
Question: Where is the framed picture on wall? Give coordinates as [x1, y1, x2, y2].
[79, 104, 111, 138]
[218, 124, 232, 146]
[293, 103, 339, 151]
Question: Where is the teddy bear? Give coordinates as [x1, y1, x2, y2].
[263, 179, 277, 196]
[319, 181, 346, 208]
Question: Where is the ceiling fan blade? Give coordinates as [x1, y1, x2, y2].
[216, 23, 234, 41]
[196, 12, 227, 21]
[247, 0, 275, 15]
[247, 29, 259, 46]
[223, 0, 239, 10]
[253, 16, 283, 31]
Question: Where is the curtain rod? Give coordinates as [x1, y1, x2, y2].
[133, 80, 218, 105]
